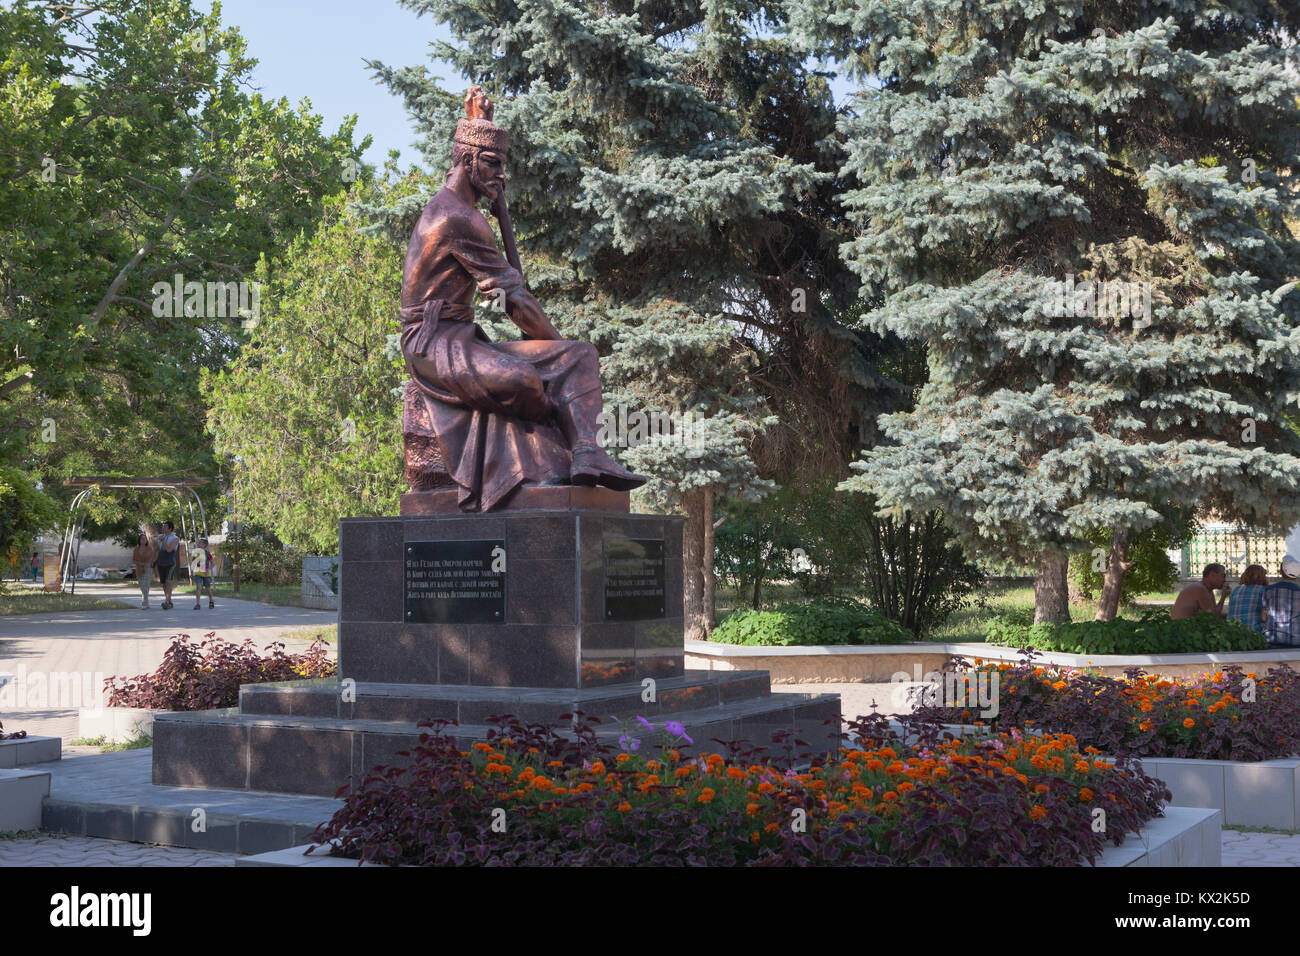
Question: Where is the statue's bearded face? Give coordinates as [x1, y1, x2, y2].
[469, 149, 506, 203]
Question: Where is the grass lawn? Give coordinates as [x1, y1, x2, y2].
[209, 581, 310, 608]
[0, 588, 133, 615]
[278, 623, 337, 645]
[69, 732, 152, 752]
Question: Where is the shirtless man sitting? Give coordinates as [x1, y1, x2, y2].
[1170, 563, 1231, 620]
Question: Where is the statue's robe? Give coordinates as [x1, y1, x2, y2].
[400, 186, 599, 511]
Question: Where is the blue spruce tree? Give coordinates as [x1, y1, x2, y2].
[797, 1, 1300, 621]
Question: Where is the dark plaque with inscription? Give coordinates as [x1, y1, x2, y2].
[603, 538, 665, 621]
[405, 539, 506, 623]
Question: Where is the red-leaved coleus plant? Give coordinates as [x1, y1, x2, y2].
[105, 632, 334, 711]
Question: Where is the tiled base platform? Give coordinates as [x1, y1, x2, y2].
[153, 672, 843, 797]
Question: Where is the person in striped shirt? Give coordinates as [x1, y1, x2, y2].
[1262, 556, 1300, 647]
[1226, 564, 1268, 634]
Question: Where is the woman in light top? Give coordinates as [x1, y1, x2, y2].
[131, 533, 157, 609]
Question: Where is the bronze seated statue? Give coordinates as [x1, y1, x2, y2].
[399, 87, 645, 511]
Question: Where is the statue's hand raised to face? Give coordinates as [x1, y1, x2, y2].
[465, 86, 494, 122]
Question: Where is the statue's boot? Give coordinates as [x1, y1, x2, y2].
[555, 387, 648, 491]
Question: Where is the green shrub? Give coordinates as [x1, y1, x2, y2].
[985, 608, 1266, 655]
[710, 598, 912, 646]
[233, 535, 301, 586]
[714, 479, 984, 636]
[1068, 524, 1185, 603]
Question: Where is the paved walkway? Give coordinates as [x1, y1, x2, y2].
[778, 681, 919, 724]
[0, 582, 335, 740]
[1, 825, 1296, 866]
[0, 833, 237, 866]
[1221, 829, 1300, 866]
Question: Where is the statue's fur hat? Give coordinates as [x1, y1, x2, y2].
[454, 86, 509, 153]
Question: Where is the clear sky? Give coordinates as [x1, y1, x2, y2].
[197, 0, 455, 166]
[198, 0, 860, 168]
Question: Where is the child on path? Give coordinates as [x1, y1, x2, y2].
[190, 537, 215, 609]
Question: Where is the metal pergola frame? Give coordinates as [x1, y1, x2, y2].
[59, 477, 210, 592]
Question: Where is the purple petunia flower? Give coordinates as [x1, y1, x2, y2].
[636, 715, 654, 730]
[618, 734, 641, 752]
[665, 720, 693, 744]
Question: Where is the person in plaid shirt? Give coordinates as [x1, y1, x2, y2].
[1227, 564, 1268, 634]
[1262, 557, 1300, 647]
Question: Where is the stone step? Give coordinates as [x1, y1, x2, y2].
[238, 669, 774, 724]
[35, 749, 341, 855]
[153, 692, 843, 797]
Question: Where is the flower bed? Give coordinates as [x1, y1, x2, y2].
[914, 657, 1300, 761]
[104, 632, 335, 711]
[308, 714, 1168, 866]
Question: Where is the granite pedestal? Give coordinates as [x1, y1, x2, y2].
[153, 507, 841, 797]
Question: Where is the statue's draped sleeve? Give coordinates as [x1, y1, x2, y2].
[448, 216, 526, 302]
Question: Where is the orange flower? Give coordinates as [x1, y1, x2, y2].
[532, 776, 553, 791]
[1079, 788, 1094, 803]
[756, 781, 775, 794]
[697, 788, 716, 804]
[750, 831, 761, 844]
[547, 761, 564, 769]
[764, 822, 780, 833]
[473, 742, 492, 753]
[589, 761, 606, 775]
[1183, 718, 1195, 728]
[616, 801, 632, 812]
[615, 753, 631, 765]
[746, 803, 760, 817]
[882, 791, 899, 803]
[1029, 806, 1047, 821]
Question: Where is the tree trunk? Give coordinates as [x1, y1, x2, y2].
[1094, 528, 1133, 621]
[702, 486, 716, 630]
[1034, 551, 1070, 624]
[682, 486, 708, 640]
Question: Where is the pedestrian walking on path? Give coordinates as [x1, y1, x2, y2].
[154, 521, 182, 610]
[131, 533, 157, 609]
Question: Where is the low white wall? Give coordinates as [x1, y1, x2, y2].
[77, 706, 159, 744]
